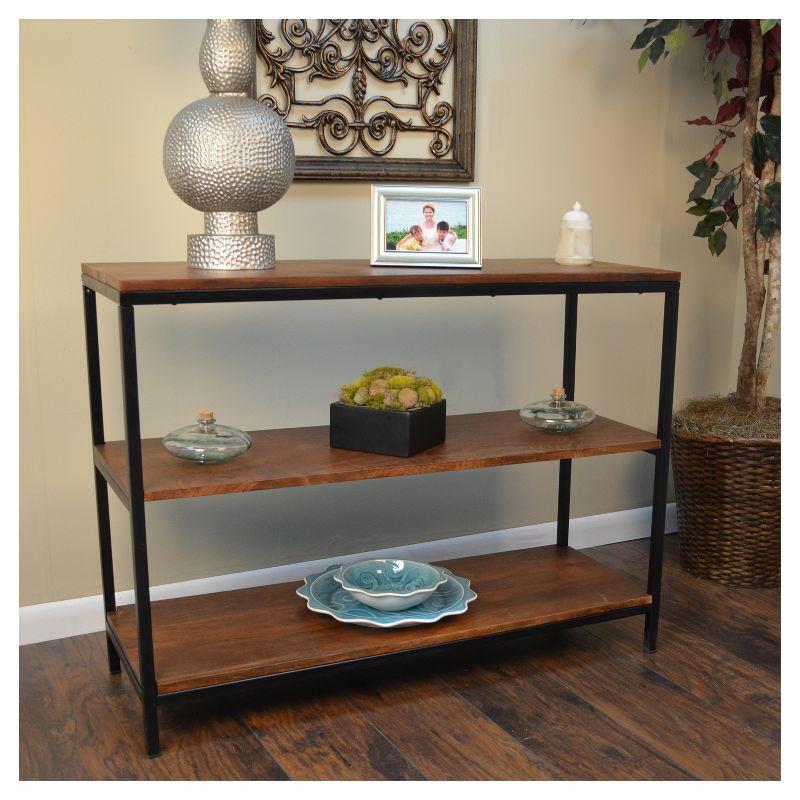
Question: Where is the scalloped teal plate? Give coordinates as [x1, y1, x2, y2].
[297, 565, 477, 628]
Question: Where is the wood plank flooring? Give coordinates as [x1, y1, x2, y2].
[19, 536, 780, 780]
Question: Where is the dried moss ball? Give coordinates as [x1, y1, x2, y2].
[417, 386, 435, 405]
[339, 383, 357, 403]
[339, 366, 443, 410]
[383, 388, 400, 409]
[369, 378, 389, 397]
[388, 374, 416, 389]
[398, 387, 419, 409]
[353, 386, 369, 405]
[363, 365, 409, 381]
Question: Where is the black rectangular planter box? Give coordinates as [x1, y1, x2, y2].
[330, 400, 446, 458]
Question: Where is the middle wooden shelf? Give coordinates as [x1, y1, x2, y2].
[94, 410, 659, 504]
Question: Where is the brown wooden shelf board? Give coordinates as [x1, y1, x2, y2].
[82, 258, 680, 296]
[107, 546, 652, 696]
[94, 411, 659, 503]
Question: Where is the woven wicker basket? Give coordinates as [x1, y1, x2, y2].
[672, 427, 780, 587]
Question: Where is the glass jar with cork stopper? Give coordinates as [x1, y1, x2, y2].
[162, 410, 252, 464]
[519, 388, 596, 433]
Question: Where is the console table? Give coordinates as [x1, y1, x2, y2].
[81, 258, 680, 757]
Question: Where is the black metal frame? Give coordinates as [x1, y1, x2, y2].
[82, 275, 678, 306]
[81, 275, 679, 757]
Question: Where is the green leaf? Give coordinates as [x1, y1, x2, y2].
[688, 175, 712, 202]
[694, 211, 726, 237]
[652, 19, 679, 38]
[752, 133, 767, 167]
[759, 118, 780, 164]
[687, 158, 719, 179]
[760, 20, 779, 35]
[693, 222, 713, 238]
[765, 181, 780, 206]
[667, 24, 686, 54]
[761, 114, 780, 136]
[708, 55, 734, 104]
[756, 204, 776, 239]
[632, 26, 657, 49]
[649, 36, 666, 63]
[708, 228, 727, 256]
[638, 46, 651, 72]
[727, 205, 739, 229]
[718, 20, 733, 39]
[765, 134, 780, 164]
[687, 198, 713, 216]
[712, 174, 737, 207]
[713, 72, 723, 104]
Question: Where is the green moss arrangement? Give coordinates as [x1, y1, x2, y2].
[338, 366, 443, 411]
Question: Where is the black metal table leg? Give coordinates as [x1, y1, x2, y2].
[644, 286, 680, 652]
[83, 287, 120, 674]
[557, 292, 578, 547]
[118, 305, 160, 757]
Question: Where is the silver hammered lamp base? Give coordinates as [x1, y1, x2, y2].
[187, 233, 276, 270]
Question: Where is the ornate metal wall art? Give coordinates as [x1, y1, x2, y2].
[255, 19, 477, 181]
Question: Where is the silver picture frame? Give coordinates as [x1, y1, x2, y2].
[370, 184, 482, 269]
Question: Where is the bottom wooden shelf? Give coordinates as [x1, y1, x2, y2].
[108, 545, 651, 696]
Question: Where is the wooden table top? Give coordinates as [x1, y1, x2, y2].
[82, 259, 681, 297]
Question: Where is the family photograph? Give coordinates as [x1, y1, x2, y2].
[385, 199, 469, 253]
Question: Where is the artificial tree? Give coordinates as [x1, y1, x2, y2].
[633, 19, 781, 411]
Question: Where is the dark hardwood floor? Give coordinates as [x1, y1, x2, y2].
[19, 535, 780, 780]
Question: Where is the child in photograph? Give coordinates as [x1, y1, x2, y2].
[436, 221, 458, 251]
[395, 225, 424, 251]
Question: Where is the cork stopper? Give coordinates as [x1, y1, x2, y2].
[198, 409, 215, 422]
[552, 388, 567, 401]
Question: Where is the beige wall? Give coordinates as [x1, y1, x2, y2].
[20, 20, 751, 606]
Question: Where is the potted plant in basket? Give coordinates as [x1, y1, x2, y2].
[633, 20, 780, 586]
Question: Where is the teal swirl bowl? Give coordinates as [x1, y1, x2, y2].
[333, 558, 447, 611]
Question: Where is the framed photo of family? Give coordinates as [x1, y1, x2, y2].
[370, 185, 482, 269]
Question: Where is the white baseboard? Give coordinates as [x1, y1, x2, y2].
[19, 503, 676, 646]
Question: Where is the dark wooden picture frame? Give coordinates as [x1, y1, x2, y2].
[255, 19, 477, 182]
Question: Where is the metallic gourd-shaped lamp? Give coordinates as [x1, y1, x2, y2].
[163, 19, 295, 270]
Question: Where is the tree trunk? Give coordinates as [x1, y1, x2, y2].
[756, 228, 780, 407]
[735, 21, 765, 409]
[755, 69, 781, 408]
